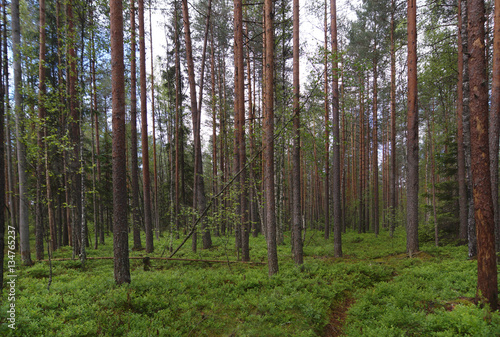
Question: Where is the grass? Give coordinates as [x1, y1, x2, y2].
[1, 228, 500, 336]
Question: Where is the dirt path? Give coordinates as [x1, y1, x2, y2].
[323, 296, 354, 337]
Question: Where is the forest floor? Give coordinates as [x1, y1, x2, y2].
[2, 227, 500, 336]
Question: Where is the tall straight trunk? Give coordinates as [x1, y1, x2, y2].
[196, 0, 213, 250]
[174, 0, 181, 237]
[428, 107, 439, 246]
[491, 0, 500, 249]
[462, 0, 477, 257]
[406, 0, 419, 255]
[323, 2, 330, 240]
[291, 0, 303, 265]
[359, 85, 365, 234]
[390, 0, 397, 237]
[372, 55, 379, 236]
[150, 5, 159, 241]
[330, 0, 342, 257]
[181, 0, 211, 250]
[90, 1, 99, 249]
[130, 0, 142, 250]
[39, 0, 53, 254]
[12, 0, 32, 265]
[110, 0, 131, 284]
[211, 32, 218, 236]
[264, 0, 278, 276]
[234, 0, 249, 260]
[457, 0, 468, 241]
[246, 21, 259, 237]
[139, 0, 154, 253]
[468, 0, 498, 310]
[68, 0, 81, 257]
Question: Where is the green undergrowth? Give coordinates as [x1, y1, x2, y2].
[2, 229, 500, 336]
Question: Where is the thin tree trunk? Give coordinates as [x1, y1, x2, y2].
[234, 0, 249, 260]
[390, 0, 397, 237]
[110, 0, 131, 284]
[181, 0, 211, 251]
[331, 0, 342, 257]
[174, 0, 181, 239]
[372, 54, 379, 236]
[130, 0, 142, 250]
[490, 0, 500, 249]
[68, 0, 81, 257]
[12, 0, 32, 265]
[462, 0, 477, 257]
[324, 1, 330, 240]
[264, 0, 278, 276]
[457, 0, 468, 241]
[39, 0, 54, 255]
[406, 0, 419, 255]
[468, 0, 498, 310]
[149, 5, 159, 241]
[139, 0, 154, 253]
[291, 0, 303, 265]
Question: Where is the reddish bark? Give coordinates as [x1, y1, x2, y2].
[468, 0, 498, 310]
[110, 0, 131, 284]
[406, 0, 419, 255]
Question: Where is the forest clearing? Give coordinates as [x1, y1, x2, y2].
[2, 0, 500, 334]
[2, 229, 500, 336]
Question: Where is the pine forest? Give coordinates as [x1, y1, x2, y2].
[2, 0, 500, 335]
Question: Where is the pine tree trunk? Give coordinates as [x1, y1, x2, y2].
[372, 55, 379, 236]
[468, 0, 498, 310]
[462, 0, 477, 257]
[406, 0, 419, 255]
[12, 0, 32, 265]
[130, 0, 142, 251]
[390, 0, 397, 237]
[110, 0, 131, 284]
[457, 0, 468, 242]
[139, 0, 154, 253]
[331, 0, 342, 257]
[234, 0, 249, 260]
[291, 0, 303, 264]
[264, 0, 278, 276]
[181, 0, 211, 251]
[150, 6, 159, 241]
[490, 0, 500, 250]
[323, 2, 330, 240]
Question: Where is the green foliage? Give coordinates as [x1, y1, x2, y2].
[2, 231, 500, 336]
[345, 243, 500, 336]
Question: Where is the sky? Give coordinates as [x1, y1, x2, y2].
[145, 0, 359, 145]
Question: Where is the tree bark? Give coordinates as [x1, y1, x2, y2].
[372, 54, 379, 236]
[181, 0, 211, 251]
[264, 0, 278, 276]
[406, 0, 419, 255]
[234, 0, 249, 260]
[324, 1, 330, 240]
[150, 5, 159, 241]
[12, 0, 32, 266]
[390, 0, 397, 237]
[462, 0, 477, 258]
[331, 0, 342, 257]
[491, 0, 500, 250]
[110, 0, 131, 284]
[457, 0, 468, 242]
[468, 0, 498, 310]
[130, 0, 142, 251]
[139, 0, 154, 253]
[291, 0, 303, 265]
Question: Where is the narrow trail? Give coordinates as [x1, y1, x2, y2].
[323, 296, 355, 337]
